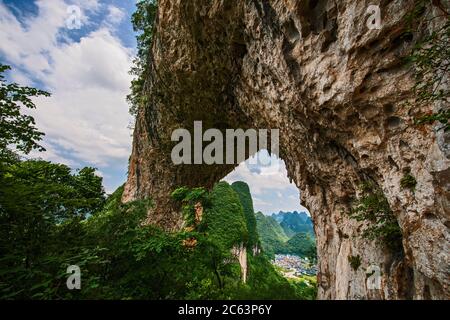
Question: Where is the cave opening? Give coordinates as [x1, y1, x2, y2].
[222, 149, 318, 282]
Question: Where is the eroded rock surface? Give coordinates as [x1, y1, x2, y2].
[124, 0, 449, 299]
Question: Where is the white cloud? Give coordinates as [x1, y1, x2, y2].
[0, 1, 134, 181]
[253, 197, 271, 207]
[8, 69, 33, 86]
[27, 140, 77, 167]
[29, 28, 134, 166]
[223, 150, 311, 214]
[0, 1, 65, 75]
[71, 0, 100, 11]
[106, 5, 125, 25]
[224, 150, 295, 195]
[0, 0, 101, 77]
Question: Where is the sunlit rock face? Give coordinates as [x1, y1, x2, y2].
[231, 243, 248, 283]
[123, 0, 449, 299]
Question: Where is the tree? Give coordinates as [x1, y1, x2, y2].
[0, 64, 50, 162]
[0, 160, 105, 299]
[127, 0, 158, 116]
[406, 3, 450, 131]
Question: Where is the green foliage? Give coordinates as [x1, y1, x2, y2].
[82, 194, 209, 299]
[171, 186, 210, 229]
[407, 8, 450, 131]
[255, 211, 289, 258]
[85, 181, 312, 300]
[255, 212, 316, 261]
[400, 172, 417, 191]
[231, 181, 259, 249]
[0, 160, 105, 224]
[127, 0, 158, 116]
[0, 160, 106, 299]
[289, 275, 318, 300]
[1, 170, 312, 300]
[348, 255, 361, 271]
[416, 109, 450, 131]
[349, 182, 403, 252]
[285, 233, 317, 262]
[0, 64, 50, 162]
[243, 254, 303, 300]
[205, 182, 249, 250]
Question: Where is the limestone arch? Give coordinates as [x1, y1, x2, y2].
[123, 0, 449, 299]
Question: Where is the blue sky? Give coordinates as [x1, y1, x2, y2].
[0, 0, 308, 215]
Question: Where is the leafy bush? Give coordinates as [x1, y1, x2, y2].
[407, 6, 450, 131]
[348, 255, 361, 271]
[349, 182, 403, 253]
[289, 275, 318, 300]
[0, 160, 106, 299]
[171, 186, 210, 229]
[400, 173, 417, 191]
[127, 0, 158, 116]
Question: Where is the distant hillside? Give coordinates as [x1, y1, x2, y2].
[255, 211, 289, 257]
[285, 233, 316, 259]
[271, 211, 314, 238]
[256, 211, 316, 260]
[211, 184, 316, 261]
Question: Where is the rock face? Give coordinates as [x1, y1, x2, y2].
[123, 0, 449, 299]
[231, 243, 248, 283]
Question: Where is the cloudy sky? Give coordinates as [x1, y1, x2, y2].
[0, 0, 308, 215]
[223, 150, 309, 214]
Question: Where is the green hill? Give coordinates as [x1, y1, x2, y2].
[285, 232, 316, 259]
[271, 211, 314, 238]
[256, 211, 316, 260]
[207, 181, 249, 249]
[231, 181, 259, 248]
[255, 211, 289, 257]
